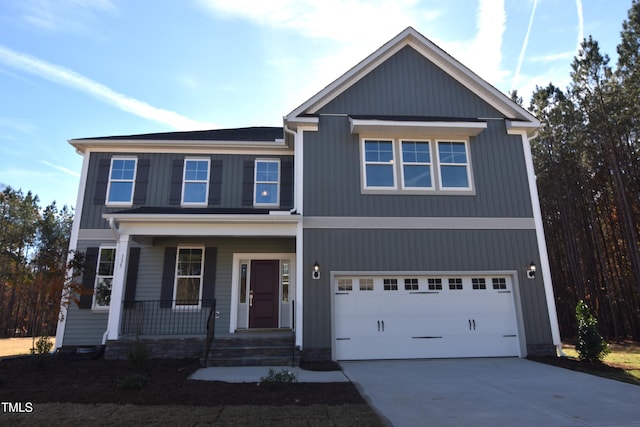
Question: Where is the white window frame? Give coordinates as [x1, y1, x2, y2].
[400, 139, 434, 190]
[181, 158, 210, 206]
[362, 139, 397, 190]
[93, 246, 116, 310]
[254, 159, 281, 207]
[360, 137, 473, 194]
[173, 246, 205, 309]
[106, 157, 137, 206]
[436, 140, 472, 191]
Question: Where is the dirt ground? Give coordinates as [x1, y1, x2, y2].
[0, 355, 385, 426]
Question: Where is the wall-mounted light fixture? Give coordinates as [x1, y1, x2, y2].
[312, 261, 320, 280]
[527, 261, 536, 279]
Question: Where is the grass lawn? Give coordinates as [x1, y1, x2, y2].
[559, 341, 640, 385]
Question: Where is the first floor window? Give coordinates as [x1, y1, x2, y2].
[182, 158, 210, 205]
[94, 247, 116, 308]
[174, 247, 204, 307]
[107, 158, 137, 205]
[254, 160, 280, 206]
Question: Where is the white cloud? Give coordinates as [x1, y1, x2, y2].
[0, 45, 216, 131]
[41, 160, 81, 178]
[528, 52, 575, 63]
[575, 0, 584, 52]
[23, 0, 116, 36]
[0, 117, 37, 135]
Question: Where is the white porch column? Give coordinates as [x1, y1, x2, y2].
[106, 234, 131, 341]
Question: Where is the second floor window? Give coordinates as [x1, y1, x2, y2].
[364, 140, 395, 188]
[182, 159, 210, 205]
[254, 159, 280, 206]
[107, 158, 137, 205]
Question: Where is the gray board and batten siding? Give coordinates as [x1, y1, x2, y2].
[80, 152, 294, 230]
[303, 115, 534, 218]
[63, 237, 294, 346]
[316, 46, 505, 118]
[301, 228, 552, 353]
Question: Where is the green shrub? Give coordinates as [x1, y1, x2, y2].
[30, 336, 53, 355]
[127, 337, 150, 372]
[258, 368, 297, 390]
[575, 300, 610, 362]
[117, 374, 149, 389]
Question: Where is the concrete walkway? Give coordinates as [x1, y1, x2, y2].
[190, 365, 349, 383]
[341, 358, 640, 427]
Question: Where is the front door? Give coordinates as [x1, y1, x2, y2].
[249, 260, 279, 328]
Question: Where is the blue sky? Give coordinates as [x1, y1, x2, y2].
[0, 0, 633, 209]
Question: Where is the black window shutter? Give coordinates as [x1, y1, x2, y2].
[132, 159, 150, 205]
[242, 160, 255, 207]
[169, 159, 184, 205]
[93, 159, 111, 205]
[208, 160, 223, 205]
[123, 247, 141, 309]
[280, 160, 293, 208]
[160, 247, 177, 308]
[79, 247, 99, 309]
[202, 247, 217, 307]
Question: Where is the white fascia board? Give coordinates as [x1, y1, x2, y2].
[506, 120, 541, 138]
[285, 27, 539, 125]
[69, 138, 290, 154]
[350, 118, 487, 138]
[282, 116, 319, 132]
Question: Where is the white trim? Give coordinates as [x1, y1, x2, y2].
[181, 157, 210, 206]
[105, 157, 137, 207]
[106, 234, 130, 340]
[286, 27, 540, 125]
[229, 253, 296, 333]
[303, 216, 535, 229]
[55, 150, 91, 349]
[520, 131, 562, 347]
[70, 139, 290, 154]
[351, 118, 487, 138]
[253, 158, 281, 207]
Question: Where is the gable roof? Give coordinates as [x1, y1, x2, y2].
[285, 27, 539, 131]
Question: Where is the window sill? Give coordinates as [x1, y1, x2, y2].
[361, 188, 475, 196]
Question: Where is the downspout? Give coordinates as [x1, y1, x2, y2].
[284, 124, 297, 214]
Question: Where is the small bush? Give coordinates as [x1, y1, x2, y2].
[30, 336, 53, 355]
[575, 300, 610, 362]
[258, 368, 297, 390]
[128, 337, 150, 372]
[117, 374, 149, 389]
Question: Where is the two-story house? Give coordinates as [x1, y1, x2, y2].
[55, 27, 561, 363]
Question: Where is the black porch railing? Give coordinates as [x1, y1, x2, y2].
[120, 300, 216, 336]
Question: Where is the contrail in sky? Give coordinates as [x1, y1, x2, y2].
[511, 0, 538, 92]
[575, 0, 584, 51]
[0, 45, 215, 131]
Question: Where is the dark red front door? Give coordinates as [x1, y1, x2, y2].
[249, 260, 279, 328]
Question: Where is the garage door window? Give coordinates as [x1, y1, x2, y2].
[472, 278, 486, 290]
[359, 278, 374, 291]
[428, 278, 442, 290]
[492, 278, 507, 290]
[448, 278, 463, 290]
[383, 279, 398, 291]
[338, 278, 353, 291]
[404, 278, 419, 290]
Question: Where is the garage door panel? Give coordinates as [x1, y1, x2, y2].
[334, 274, 520, 360]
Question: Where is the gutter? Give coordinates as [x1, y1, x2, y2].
[283, 124, 298, 214]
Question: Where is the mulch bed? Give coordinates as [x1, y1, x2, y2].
[0, 356, 365, 406]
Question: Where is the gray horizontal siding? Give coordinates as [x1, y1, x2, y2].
[301, 228, 551, 350]
[303, 116, 533, 217]
[62, 237, 295, 346]
[80, 152, 293, 229]
[318, 46, 503, 118]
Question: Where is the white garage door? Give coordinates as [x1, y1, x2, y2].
[334, 274, 520, 360]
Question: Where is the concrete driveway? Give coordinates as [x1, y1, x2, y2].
[341, 358, 640, 427]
